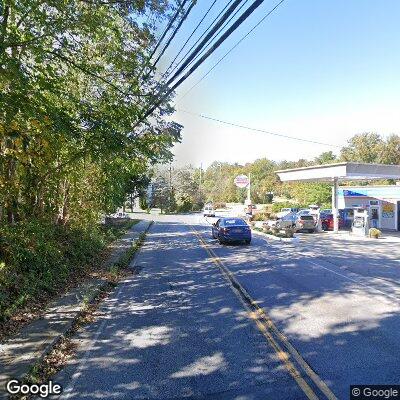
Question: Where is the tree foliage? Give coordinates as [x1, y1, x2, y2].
[0, 0, 181, 225]
[172, 133, 400, 209]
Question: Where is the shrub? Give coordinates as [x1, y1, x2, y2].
[252, 212, 270, 221]
[139, 196, 148, 210]
[369, 228, 381, 239]
[0, 220, 122, 321]
[271, 202, 302, 213]
[176, 196, 193, 213]
[284, 227, 295, 238]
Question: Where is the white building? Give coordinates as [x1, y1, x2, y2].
[338, 185, 400, 231]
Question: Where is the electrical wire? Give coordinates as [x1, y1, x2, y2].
[151, 0, 197, 70]
[139, 0, 189, 79]
[166, 0, 236, 79]
[166, 0, 246, 85]
[151, 0, 189, 58]
[173, 0, 252, 78]
[178, 109, 342, 148]
[135, 0, 266, 126]
[179, 0, 286, 99]
[162, 0, 219, 79]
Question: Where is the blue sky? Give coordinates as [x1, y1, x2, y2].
[155, 0, 400, 166]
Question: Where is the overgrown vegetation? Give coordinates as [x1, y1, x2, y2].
[0, 220, 135, 322]
[0, 1, 179, 320]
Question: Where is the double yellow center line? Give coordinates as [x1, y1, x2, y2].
[191, 226, 337, 400]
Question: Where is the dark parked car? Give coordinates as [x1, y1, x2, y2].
[212, 218, 251, 245]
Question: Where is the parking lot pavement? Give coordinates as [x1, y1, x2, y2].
[194, 222, 400, 400]
[292, 231, 400, 296]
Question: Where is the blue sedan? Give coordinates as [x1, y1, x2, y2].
[212, 218, 251, 245]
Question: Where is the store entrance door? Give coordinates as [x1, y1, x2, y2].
[370, 207, 379, 229]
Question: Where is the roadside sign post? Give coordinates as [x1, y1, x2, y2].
[234, 174, 249, 189]
[247, 173, 251, 204]
[234, 174, 252, 218]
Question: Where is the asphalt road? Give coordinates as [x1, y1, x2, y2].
[55, 212, 400, 399]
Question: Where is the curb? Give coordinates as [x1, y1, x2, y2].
[252, 229, 300, 244]
[0, 219, 153, 398]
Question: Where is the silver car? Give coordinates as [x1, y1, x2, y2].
[294, 215, 315, 233]
[276, 212, 297, 229]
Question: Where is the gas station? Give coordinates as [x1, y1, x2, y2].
[276, 162, 400, 235]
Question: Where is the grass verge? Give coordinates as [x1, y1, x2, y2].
[0, 219, 138, 342]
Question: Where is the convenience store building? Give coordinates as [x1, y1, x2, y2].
[338, 185, 400, 231]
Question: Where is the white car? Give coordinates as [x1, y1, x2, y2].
[113, 211, 130, 219]
[203, 205, 215, 217]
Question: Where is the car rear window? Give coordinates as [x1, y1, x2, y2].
[300, 215, 314, 220]
[223, 219, 246, 226]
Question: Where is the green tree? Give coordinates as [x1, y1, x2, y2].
[378, 134, 400, 165]
[314, 151, 337, 165]
[340, 133, 384, 163]
[0, 0, 180, 225]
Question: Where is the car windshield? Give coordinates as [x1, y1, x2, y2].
[282, 213, 295, 220]
[222, 219, 246, 226]
[300, 215, 314, 220]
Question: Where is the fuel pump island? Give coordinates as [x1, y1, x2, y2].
[276, 162, 400, 236]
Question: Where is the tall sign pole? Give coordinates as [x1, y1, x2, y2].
[247, 173, 251, 204]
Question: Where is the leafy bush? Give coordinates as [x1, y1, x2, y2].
[252, 212, 278, 221]
[176, 195, 193, 213]
[139, 196, 148, 210]
[0, 220, 125, 321]
[213, 202, 226, 210]
[271, 202, 296, 212]
[369, 228, 381, 238]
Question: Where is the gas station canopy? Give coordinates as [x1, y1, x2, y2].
[275, 162, 400, 233]
[276, 162, 400, 183]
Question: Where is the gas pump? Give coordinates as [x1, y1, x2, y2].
[309, 204, 322, 232]
[352, 207, 370, 236]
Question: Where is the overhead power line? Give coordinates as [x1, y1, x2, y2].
[175, 0, 253, 76]
[150, 0, 189, 59]
[162, 0, 219, 79]
[166, 0, 247, 86]
[165, 0, 236, 79]
[178, 109, 342, 148]
[179, 0, 286, 99]
[136, 0, 267, 126]
[151, 0, 197, 70]
[139, 0, 189, 79]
